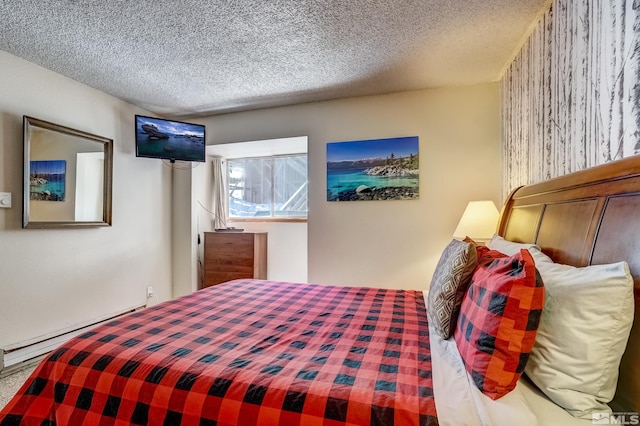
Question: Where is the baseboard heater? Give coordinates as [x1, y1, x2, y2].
[0, 304, 145, 378]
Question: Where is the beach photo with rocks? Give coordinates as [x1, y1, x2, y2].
[326, 136, 419, 202]
[29, 159, 66, 201]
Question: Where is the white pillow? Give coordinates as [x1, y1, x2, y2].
[524, 247, 634, 419]
[487, 234, 540, 255]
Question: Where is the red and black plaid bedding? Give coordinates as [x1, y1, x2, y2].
[0, 280, 438, 425]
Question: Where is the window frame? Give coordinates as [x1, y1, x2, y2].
[226, 153, 308, 223]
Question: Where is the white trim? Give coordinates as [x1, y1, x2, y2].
[0, 304, 144, 371]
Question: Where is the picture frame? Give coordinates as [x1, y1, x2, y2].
[29, 160, 66, 201]
[326, 136, 419, 201]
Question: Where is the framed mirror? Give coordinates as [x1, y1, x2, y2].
[23, 116, 113, 228]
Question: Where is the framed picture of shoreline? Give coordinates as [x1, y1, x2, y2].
[30, 160, 66, 201]
[326, 136, 419, 201]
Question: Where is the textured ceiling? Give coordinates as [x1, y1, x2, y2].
[0, 0, 548, 118]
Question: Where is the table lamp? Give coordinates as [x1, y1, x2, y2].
[453, 200, 499, 244]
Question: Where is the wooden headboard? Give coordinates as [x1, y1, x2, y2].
[497, 155, 640, 413]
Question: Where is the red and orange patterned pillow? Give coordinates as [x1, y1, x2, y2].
[454, 248, 544, 400]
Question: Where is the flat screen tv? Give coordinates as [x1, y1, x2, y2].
[135, 115, 205, 162]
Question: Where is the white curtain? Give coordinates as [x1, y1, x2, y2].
[211, 156, 228, 229]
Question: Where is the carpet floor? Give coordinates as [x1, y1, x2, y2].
[0, 365, 37, 411]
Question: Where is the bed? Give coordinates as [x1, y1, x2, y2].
[2, 155, 639, 425]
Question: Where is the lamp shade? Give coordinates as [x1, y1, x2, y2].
[453, 200, 499, 242]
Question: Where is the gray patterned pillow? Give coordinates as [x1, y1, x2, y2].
[427, 239, 478, 338]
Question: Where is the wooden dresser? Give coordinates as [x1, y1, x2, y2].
[201, 232, 267, 288]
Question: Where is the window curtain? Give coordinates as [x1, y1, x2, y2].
[211, 156, 228, 229]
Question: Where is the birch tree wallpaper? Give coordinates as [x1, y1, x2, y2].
[502, 0, 640, 198]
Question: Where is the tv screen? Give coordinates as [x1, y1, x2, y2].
[135, 115, 205, 162]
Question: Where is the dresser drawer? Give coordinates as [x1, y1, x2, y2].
[205, 251, 254, 266]
[201, 232, 267, 289]
[203, 272, 253, 287]
[205, 233, 253, 255]
[204, 257, 254, 273]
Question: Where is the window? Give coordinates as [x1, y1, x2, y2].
[228, 154, 307, 219]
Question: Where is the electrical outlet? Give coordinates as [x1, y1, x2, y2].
[146, 286, 154, 298]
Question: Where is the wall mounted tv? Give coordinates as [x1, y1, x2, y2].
[135, 115, 205, 162]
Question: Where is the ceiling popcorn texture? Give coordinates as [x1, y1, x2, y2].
[0, 0, 548, 118]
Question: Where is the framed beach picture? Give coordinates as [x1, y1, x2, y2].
[30, 160, 66, 201]
[327, 136, 419, 201]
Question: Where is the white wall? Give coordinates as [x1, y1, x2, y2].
[225, 221, 308, 283]
[0, 51, 173, 347]
[0, 49, 501, 350]
[0, 49, 501, 347]
[175, 84, 502, 292]
[181, 157, 307, 296]
[206, 137, 308, 284]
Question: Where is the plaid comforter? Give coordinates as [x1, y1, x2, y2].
[0, 280, 438, 425]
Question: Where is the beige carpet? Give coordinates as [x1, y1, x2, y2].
[0, 365, 37, 411]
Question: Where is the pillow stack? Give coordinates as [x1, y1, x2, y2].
[487, 234, 634, 418]
[429, 234, 634, 415]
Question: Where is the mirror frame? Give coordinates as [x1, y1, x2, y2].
[23, 116, 113, 228]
